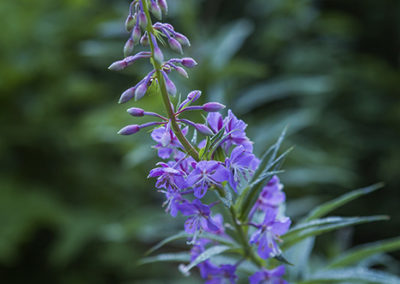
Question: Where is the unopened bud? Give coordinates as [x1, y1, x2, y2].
[162, 71, 176, 96]
[118, 124, 140, 135]
[108, 60, 127, 71]
[138, 11, 147, 29]
[175, 32, 191, 46]
[140, 32, 149, 46]
[181, 57, 197, 68]
[168, 38, 183, 54]
[157, 0, 168, 14]
[135, 81, 149, 101]
[132, 25, 141, 45]
[174, 66, 188, 78]
[194, 124, 213, 136]
[202, 102, 225, 112]
[119, 87, 136, 104]
[127, 107, 145, 117]
[154, 46, 164, 64]
[123, 38, 134, 57]
[150, 1, 162, 20]
[125, 15, 135, 32]
[187, 90, 201, 102]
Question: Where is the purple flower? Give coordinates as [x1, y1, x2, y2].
[226, 146, 259, 192]
[151, 123, 188, 159]
[249, 208, 291, 259]
[160, 190, 183, 217]
[249, 266, 287, 284]
[148, 162, 187, 190]
[207, 112, 224, 134]
[250, 176, 286, 217]
[179, 199, 219, 243]
[224, 110, 253, 151]
[190, 240, 237, 283]
[187, 161, 230, 199]
[204, 264, 237, 284]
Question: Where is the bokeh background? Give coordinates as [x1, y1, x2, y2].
[1, 0, 399, 283]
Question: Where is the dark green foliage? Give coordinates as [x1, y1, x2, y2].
[1, 0, 399, 283]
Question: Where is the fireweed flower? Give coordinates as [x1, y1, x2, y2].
[249, 175, 286, 220]
[179, 199, 219, 243]
[109, 1, 291, 283]
[187, 161, 230, 199]
[225, 145, 259, 192]
[249, 208, 291, 259]
[249, 265, 288, 284]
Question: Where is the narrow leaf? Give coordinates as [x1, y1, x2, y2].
[179, 245, 231, 274]
[282, 215, 389, 249]
[146, 231, 237, 256]
[298, 268, 400, 284]
[304, 183, 384, 222]
[327, 236, 400, 268]
[138, 252, 190, 266]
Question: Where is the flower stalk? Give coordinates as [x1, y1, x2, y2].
[141, 0, 200, 161]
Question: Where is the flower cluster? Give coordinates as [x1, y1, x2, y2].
[109, 1, 291, 283]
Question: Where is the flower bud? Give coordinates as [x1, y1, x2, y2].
[181, 57, 197, 68]
[162, 71, 177, 96]
[119, 87, 136, 104]
[175, 32, 191, 46]
[168, 38, 183, 54]
[125, 15, 135, 32]
[108, 60, 127, 71]
[135, 81, 149, 101]
[127, 107, 145, 117]
[150, 1, 162, 20]
[202, 102, 225, 112]
[118, 124, 140, 135]
[157, 0, 168, 14]
[123, 38, 134, 57]
[154, 47, 164, 64]
[138, 11, 147, 29]
[132, 24, 142, 45]
[174, 66, 188, 78]
[140, 32, 149, 46]
[187, 90, 201, 102]
[194, 124, 214, 136]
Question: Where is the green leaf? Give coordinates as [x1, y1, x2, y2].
[327, 236, 400, 268]
[251, 126, 287, 183]
[284, 217, 361, 239]
[236, 128, 290, 220]
[303, 183, 384, 222]
[145, 231, 237, 256]
[138, 252, 190, 266]
[179, 245, 231, 274]
[145, 231, 188, 256]
[297, 268, 400, 284]
[282, 215, 389, 250]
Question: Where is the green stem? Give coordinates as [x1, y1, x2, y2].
[141, 0, 200, 161]
[229, 206, 263, 268]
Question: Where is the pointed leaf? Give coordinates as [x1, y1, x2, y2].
[304, 183, 384, 222]
[282, 215, 389, 249]
[298, 268, 400, 284]
[327, 236, 400, 268]
[138, 252, 190, 266]
[179, 245, 231, 274]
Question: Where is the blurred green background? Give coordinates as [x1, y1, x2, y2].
[1, 0, 399, 283]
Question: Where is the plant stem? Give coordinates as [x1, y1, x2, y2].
[141, 0, 199, 161]
[229, 206, 263, 268]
